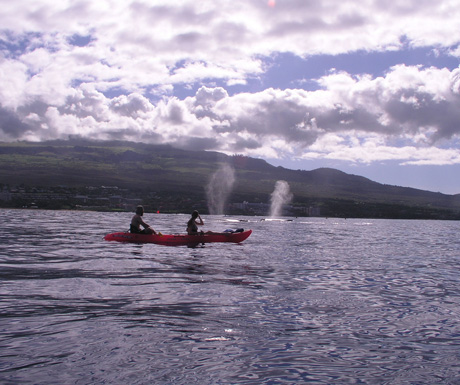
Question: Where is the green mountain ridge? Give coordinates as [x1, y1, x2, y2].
[1, 139, 459, 219]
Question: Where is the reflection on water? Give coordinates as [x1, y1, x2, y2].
[1, 210, 460, 384]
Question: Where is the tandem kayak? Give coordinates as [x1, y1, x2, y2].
[104, 229, 252, 246]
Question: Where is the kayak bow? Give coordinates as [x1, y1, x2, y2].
[104, 229, 252, 246]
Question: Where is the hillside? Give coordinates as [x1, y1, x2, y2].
[0, 139, 459, 219]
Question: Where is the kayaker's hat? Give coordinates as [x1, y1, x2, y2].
[136, 205, 144, 215]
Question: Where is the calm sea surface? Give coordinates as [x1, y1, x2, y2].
[1, 209, 460, 384]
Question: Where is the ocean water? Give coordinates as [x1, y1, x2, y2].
[1, 209, 460, 384]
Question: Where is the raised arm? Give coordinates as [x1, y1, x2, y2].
[196, 214, 204, 226]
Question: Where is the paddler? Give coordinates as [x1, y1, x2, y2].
[187, 210, 204, 235]
[130, 205, 157, 234]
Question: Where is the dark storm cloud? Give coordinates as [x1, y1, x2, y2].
[0, 107, 32, 139]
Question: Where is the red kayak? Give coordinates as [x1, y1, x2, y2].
[104, 229, 252, 246]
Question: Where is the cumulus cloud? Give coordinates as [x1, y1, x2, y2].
[0, 0, 460, 168]
[109, 93, 153, 118]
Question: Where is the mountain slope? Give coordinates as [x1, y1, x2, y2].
[0, 140, 459, 219]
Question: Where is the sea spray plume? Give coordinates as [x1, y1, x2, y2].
[270, 180, 293, 217]
[206, 164, 236, 215]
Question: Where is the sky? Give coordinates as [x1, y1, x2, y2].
[1, 1, 460, 194]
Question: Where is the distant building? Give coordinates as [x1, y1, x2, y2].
[0, 187, 11, 202]
[308, 206, 321, 217]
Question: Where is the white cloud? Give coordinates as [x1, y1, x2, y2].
[2, 63, 460, 165]
[2, 1, 459, 85]
[109, 93, 153, 118]
[1, 0, 460, 169]
[301, 132, 460, 166]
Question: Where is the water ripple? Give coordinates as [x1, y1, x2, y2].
[1, 211, 460, 384]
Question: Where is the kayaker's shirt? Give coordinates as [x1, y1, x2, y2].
[190, 221, 198, 232]
[187, 219, 198, 234]
[131, 214, 146, 232]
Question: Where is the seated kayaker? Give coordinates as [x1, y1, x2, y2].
[187, 210, 204, 235]
[187, 210, 220, 236]
[130, 205, 156, 234]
